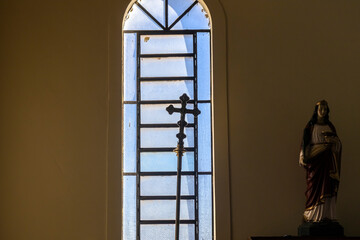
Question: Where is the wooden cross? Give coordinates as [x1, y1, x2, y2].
[166, 93, 200, 240]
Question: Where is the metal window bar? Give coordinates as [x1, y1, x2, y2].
[135, 0, 202, 31]
[140, 171, 195, 176]
[139, 147, 195, 152]
[136, 32, 141, 240]
[140, 53, 194, 58]
[140, 77, 195, 81]
[122, 172, 212, 176]
[165, 0, 168, 29]
[140, 195, 195, 200]
[124, 100, 210, 104]
[209, 31, 215, 240]
[139, 100, 203, 104]
[140, 124, 195, 128]
[123, 29, 211, 34]
[168, 1, 199, 30]
[193, 32, 199, 240]
[135, 100, 194, 104]
[135, 2, 165, 30]
[140, 220, 195, 224]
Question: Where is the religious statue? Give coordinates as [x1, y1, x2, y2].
[298, 100, 343, 236]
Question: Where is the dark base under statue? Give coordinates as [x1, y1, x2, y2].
[298, 221, 344, 237]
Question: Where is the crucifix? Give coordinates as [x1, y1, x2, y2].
[166, 93, 201, 240]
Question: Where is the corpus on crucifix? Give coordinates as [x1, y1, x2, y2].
[166, 93, 200, 240]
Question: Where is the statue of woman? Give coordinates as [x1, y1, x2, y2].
[299, 100, 342, 222]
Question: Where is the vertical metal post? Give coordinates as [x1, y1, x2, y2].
[165, 0, 168, 29]
[136, 32, 141, 240]
[193, 32, 199, 240]
[174, 138, 184, 240]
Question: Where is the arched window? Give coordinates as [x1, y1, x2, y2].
[122, 0, 212, 239]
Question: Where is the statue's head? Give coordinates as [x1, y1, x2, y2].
[311, 100, 330, 123]
[316, 100, 329, 119]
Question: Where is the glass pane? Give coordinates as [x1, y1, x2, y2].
[124, 3, 162, 30]
[140, 224, 194, 240]
[168, 0, 195, 27]
[172, 3, 210, 30]
[198, 103, 211, 172]
[141, 80, 194, 101]
[141, 224, 173, 240]
[197, 32, 211, 100]
[138, 0, 165, 27]
[179, 224, 195, 240]
[141, 34, 193, 54]
[140, 200, 195, 220]
[141, 128, 194, 148]
[140, 175, 194, 196]
[123, 176, 136, 240]
[140, 57, 194, 77]
[199, 175, 213, 239]
[123, 33, 137, 101]
[141, 152, 194, 172]
[123, 104, 137, 173]
[141, 104, 194, 124]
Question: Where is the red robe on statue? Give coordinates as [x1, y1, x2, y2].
[299, 122, 341, 221]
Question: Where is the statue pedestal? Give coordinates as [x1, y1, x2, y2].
[298, 221, 344, 237]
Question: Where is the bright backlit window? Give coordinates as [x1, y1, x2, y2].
[122, 0, 212, 239]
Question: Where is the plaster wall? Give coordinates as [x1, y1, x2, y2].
[224, 1, 360, 238]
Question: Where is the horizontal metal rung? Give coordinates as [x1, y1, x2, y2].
[140, 220, 195, 225]
[140, 148, 195, 152]
[140, 100, 195, 104]
[123, 29, 210, 34]
[140, 53, 194, 58]
[140, 124, 194, 128]
[140, 195, 196, 200]
[140, 77, 195, 81]
[140, 171, 195, 176]
[124, 100, 210, 104]
[123, 172, 209, 176]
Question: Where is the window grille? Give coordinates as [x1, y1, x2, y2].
[122, 1, 212, 239]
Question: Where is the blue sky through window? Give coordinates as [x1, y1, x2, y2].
[122, 1, 212, 239]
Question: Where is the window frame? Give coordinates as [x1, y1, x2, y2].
[105, 0, 231, 239]
[123, 2, 213, 236]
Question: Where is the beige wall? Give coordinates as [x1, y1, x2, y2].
[1, 0, 360, 240]
[225, 1, 360, 238]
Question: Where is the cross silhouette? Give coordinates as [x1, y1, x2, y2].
[166, 93, 200, 240]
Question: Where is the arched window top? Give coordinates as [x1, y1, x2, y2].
[123, 0, 211, 31]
